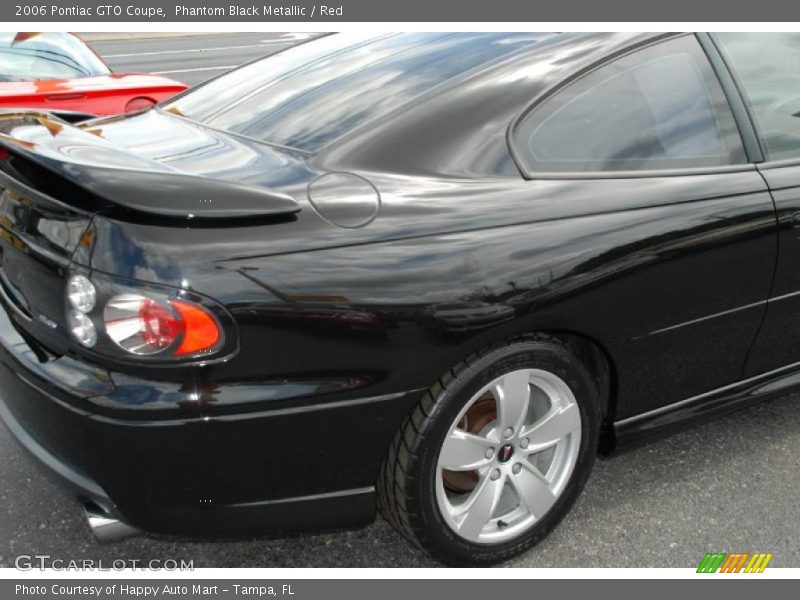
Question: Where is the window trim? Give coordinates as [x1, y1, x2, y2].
[756, 157, 800, 173]
[696, 33, 764, 164]
[506, 32, 759, 180]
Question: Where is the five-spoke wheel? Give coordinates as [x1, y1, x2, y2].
[436, 369, 582, 543]
[378, 335, 600, 565]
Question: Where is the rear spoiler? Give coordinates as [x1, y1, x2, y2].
[0, 110, 300, 221]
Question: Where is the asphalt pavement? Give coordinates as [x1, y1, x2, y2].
[2, 392, 798, 568]
[1, 33, 799, 569]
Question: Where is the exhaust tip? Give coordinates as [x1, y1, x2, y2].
[83, 503, 139, 543]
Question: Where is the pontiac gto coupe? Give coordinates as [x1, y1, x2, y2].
[0, 32, 798, 565]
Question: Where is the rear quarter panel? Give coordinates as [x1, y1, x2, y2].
[80, 169, 776, 423]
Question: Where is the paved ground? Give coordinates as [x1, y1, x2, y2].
[1, 393, 798, 568]
[1, 33, 798, 569]
[90, 33, 322, 87]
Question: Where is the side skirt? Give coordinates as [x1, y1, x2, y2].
[611, 361, 800, 452]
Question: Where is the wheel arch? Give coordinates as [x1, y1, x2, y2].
[541, 330, 618, 454]
[427, 325, 620, 455]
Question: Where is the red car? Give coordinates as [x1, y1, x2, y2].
[0, 32, 188, 121]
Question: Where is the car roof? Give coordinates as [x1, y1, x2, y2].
[317, 32, 659, 177]
[164, 33, 563, 153]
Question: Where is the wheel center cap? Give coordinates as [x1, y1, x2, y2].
[498, 443, 515, 463]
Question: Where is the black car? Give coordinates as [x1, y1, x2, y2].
[0, 32, 798, 565]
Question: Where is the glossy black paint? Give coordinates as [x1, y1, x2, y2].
[0, 110, 303, 220]
[742, 163, 800, 376]
[0, 32, 798, 537]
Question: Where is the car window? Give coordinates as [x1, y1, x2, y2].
[716, 33, 800, 162]
[0, 32, 109, 81]
[165, 32, 548, 153]
[514, 35, 746, 173]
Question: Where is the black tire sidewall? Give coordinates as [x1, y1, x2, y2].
[411, 340, 600, 565]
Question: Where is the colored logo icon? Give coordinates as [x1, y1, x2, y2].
[697, 552, 773, 573]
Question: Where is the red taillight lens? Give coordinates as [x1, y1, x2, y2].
[125, 97, 156, 113]
[171, 300, 220, 355]
[104, 294, 221, 357]
[140, 298, 183, 349]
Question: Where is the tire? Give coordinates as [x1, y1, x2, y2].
[377, 334, 600, 565]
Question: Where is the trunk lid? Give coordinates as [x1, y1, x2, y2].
[0, 109, 309, 355]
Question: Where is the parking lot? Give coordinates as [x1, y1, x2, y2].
[1, 33, 799, 569]
[89, 32, 321, 86]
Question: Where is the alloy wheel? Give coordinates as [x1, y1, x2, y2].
[435, 368, 582, 544]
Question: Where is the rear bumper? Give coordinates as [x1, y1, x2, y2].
[0, 381, 116, 513]
[0, 302, 420, 538]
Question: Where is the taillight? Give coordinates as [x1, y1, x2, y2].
[104, 294, 220, 357]
[139, 297, 181, 350]
[66, 275, 97, 348]
[171, 300, 221, 355]
[67, 274, 96, 314]
[64, 271, 235, 364]
[125, 97, 156, 113]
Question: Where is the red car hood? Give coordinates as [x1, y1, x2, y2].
[0, 73, 186, 97]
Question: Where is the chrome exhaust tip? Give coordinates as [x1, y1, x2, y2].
[83, 503, 139, 542]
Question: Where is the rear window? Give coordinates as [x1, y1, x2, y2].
[0, 32, 109, 81]
[164, 33, 545, 152]
[514, 35, 746, 173]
